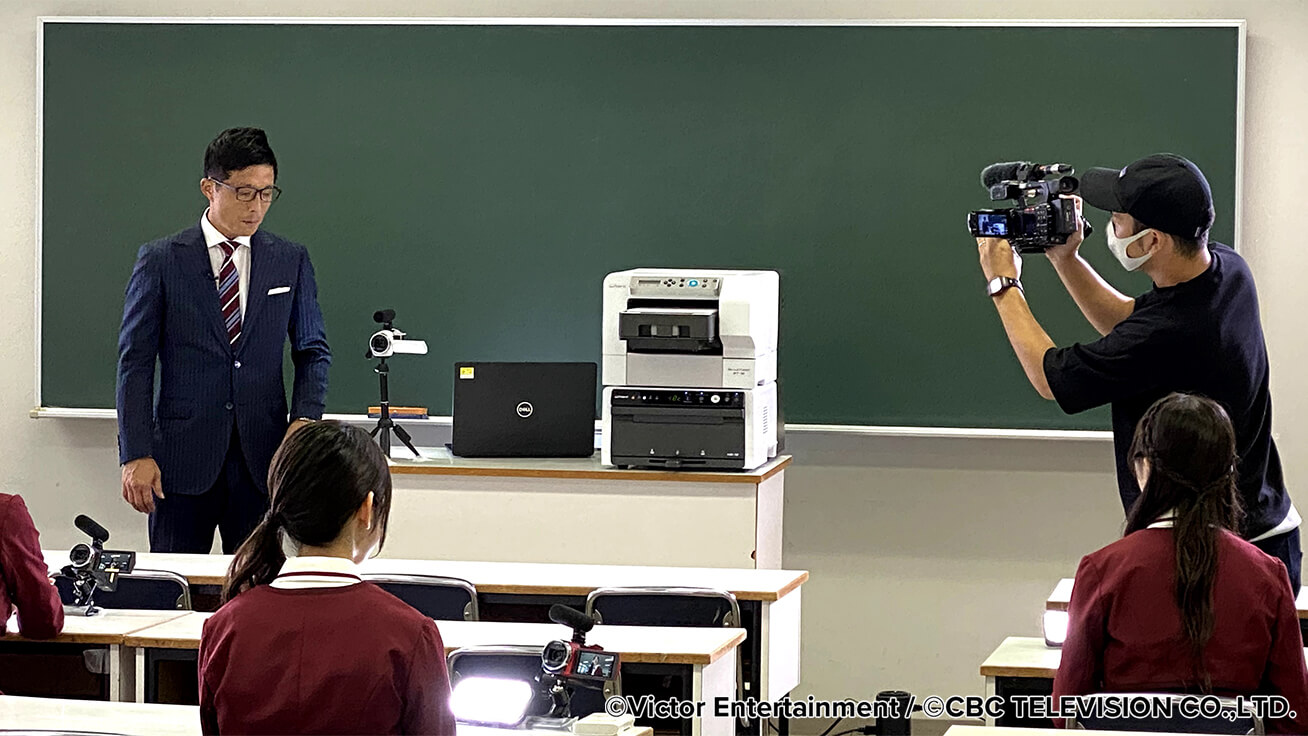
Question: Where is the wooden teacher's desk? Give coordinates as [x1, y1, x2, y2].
[384, 449, 791, 569]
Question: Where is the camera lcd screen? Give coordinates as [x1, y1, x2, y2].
[576, 650, 618, 679]
[975, 213, 1009, 237]
[95, 550, 135, 574]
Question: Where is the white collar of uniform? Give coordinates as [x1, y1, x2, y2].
[271, 555, 363, 589]
[1146, 510, 1178, 529]
[200, 208, 252, 249]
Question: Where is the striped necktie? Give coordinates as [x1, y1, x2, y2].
[217, 240, 242, 346]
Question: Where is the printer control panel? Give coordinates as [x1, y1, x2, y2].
[610, 389, 743, 407]
[629, 276, 722, 298]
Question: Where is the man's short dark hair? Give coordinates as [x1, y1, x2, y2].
[1171, 231, 1208, 258]
[203, 127, 278, 181]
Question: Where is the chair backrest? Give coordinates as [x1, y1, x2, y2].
[584, 586, 740, 627]
[1071, 693, 1262, 734]
[56, 569, 191, 610]
[447, 644, 544, 686]
[362, 574, 479, 620]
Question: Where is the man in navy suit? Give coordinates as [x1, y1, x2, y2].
[117, 128, 331, 553]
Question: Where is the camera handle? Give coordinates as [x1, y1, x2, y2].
[368, 356, 420, 459]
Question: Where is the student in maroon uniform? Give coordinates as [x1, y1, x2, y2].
[198, 421, 455, 735]
[0, 494, 63, 639]
[1054, 393, 1308, 733]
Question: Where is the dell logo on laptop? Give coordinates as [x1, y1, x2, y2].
[516, 401, 534, 418]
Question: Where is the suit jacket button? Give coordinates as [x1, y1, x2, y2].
[225, 402, 234, 410]
[234, 360, 241, 369]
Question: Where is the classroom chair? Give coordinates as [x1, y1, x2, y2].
[585, 586, 745, 726]
[55, 569, 192, 610]
[1071, 692, 1262, 734]
[584, 586, 740, 628]
[361, 573, 479, 620]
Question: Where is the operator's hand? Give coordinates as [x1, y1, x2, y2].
[121, 457, 164, 514]
[977, 237, 1022, 283]
[1045, 194, 1087, 263]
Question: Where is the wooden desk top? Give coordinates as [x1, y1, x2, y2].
[979, 636, 1065, 679]
[0, 695, 652, 736]
[45, 551, 808, 602]
[981, 636, 1308, 681]
[0, 695, 200, 736]
[125, 612, 744, 666]
[1048, 577, 1308, 618]
[2, 608, 189, 645]
[388, 448, 792, 484]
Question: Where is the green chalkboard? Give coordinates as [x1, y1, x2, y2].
[40, 21, 1240, 428]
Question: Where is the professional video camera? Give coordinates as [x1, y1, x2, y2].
[967, 161, 1093, 253]
[59, 515, 136, 616]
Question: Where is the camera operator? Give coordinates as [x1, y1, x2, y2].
[976, 153, 1300, 592]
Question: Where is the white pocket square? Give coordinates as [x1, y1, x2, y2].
[267, 286, 291, 296]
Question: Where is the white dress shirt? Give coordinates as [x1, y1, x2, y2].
[200, 209, 251, 320]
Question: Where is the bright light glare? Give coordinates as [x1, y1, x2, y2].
[450, 677, 534, 726]
[1043, 609, 1069, 647]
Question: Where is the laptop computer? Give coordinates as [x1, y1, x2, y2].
[451, 362, 598, 457]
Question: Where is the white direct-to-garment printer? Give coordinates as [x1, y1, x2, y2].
[601, 269, 779, 470]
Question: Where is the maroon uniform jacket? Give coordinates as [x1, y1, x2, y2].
[0, 493, 63, 639]
[1055, 527, 1308, 733]
[199, 579, 456, 734]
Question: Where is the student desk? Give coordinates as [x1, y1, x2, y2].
[980, 636, 1308, 729]
[0, 694, 655, 736]
[124, 613, 744, 736]
[44, 550, 804, 706]
[385, 449, 791, 569]
[0, 609, 189, 702]
[1047, 577, 1308, 640]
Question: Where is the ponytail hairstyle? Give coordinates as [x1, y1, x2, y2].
[1124, 393, 1243, 693]
[223, 421, 392, 602]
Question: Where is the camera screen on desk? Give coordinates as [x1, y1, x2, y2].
[975, 213, 1009, 236]
[576, 651, 617, 679]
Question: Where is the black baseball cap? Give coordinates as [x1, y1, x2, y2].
[1078, 153, 1215, 239]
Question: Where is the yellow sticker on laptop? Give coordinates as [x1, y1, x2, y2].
[459, 366, 475, 379]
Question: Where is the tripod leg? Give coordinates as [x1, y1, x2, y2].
[393, 424, 421, 458]
[369, 425, 382, 438]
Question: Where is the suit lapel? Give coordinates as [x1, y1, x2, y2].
[238, 231, 275, 357]
[174, 227, 233, 353]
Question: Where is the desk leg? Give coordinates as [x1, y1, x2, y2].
[693, 654, 737, 736]
[984, 676, 997, 727]
[761, 589, 802, 701]
[110, 645, 136, 702]
[136, 648, 147, 703]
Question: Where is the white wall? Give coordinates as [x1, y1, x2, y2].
[3, 0, 1306, 727]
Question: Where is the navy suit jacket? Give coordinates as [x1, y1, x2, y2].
[116, 225, 331, 496]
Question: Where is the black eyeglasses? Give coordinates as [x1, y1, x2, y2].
[209, 178, 282, 203]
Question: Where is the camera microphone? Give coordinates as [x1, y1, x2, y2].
[74, 515, 110, 544]
[549, 604, 597, 634]
[980, 161, 1074, 187]
[373, 309, 396, 324]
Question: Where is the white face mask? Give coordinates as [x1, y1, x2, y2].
[1106, 220, 1156, 271]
